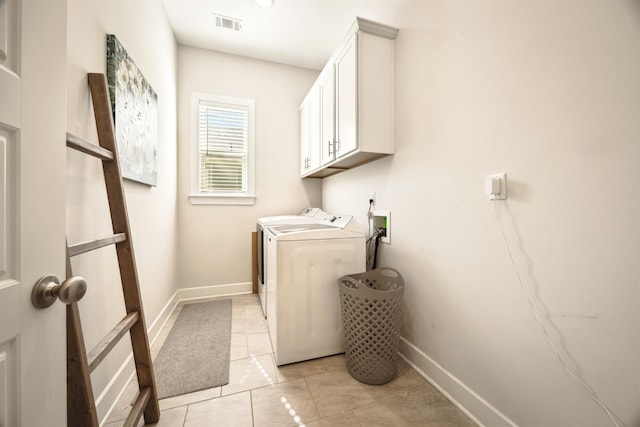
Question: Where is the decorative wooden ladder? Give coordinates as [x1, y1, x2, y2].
[65, 73, 160, 426]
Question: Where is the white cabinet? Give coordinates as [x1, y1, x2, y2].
[300, 86, 320, 174]
[334, 34, 357, 158]
[319, 67, 335, 167]
[300, 17, 398, 178]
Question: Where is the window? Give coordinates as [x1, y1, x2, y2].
[190, 93, 255, 205]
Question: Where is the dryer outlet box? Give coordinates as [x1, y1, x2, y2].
[373, 211, 390, 244]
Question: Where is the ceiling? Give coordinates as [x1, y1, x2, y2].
[162, 0, 408, 71]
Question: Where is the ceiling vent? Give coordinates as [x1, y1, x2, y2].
[212, 14, 242, 32]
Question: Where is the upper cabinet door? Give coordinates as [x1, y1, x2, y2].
[335, 34, 357, 158]
[307, 90, 320, 171]
[300, 99, 311, 174]
[299, 86, 320, 175]
[319, 66, 336, 166]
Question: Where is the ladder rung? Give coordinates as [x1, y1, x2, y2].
[87, 312, 139, 373]
[66, 132, 114, 161]
[123, 386, 151, 427]
[68, 233, 127, 257]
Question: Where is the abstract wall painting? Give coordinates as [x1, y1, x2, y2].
[106, 34, 158, 186]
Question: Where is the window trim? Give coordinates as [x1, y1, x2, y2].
[189, 92, 256, 205]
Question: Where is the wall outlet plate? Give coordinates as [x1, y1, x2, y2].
[486, 173, 507, 200]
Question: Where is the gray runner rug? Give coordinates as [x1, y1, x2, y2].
[154, 299, 232, 399]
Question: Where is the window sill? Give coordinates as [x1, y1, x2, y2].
[189, 193, 256, 206]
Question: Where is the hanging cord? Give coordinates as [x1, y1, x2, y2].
[366, 230, 382, 243]
[372, 232, 383, 270]
[494, 202, 623, 427]
[366, 199, 375, 270]
[366, 229, 383, 270]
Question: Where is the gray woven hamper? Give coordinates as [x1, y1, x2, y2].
[338, 267, 405, 385]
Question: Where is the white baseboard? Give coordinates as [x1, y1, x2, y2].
[96, 357, 136, 425]
[178, 282, 252, 302]
[147, 291, 181, 348]
[398, 336, 518, 427]
[98, 284, 251, 425]
[97, 291, 180, 425]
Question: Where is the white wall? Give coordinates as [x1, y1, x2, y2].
[65, 0, 178, 419]
[323, 1, 639, 426]
[177, 46, 321, 289]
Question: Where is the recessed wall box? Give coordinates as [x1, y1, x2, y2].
[373, 211, 390, 244]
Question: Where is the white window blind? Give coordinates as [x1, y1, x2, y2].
[198, 101, 249, 193]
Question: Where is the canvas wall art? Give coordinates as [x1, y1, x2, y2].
[106, 34, 158, 186]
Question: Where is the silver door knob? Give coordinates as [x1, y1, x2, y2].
[31, 275, 87, 308]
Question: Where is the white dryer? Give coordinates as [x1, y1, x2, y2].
[256, 208, 331, 317]
[266, 215, 365, 366]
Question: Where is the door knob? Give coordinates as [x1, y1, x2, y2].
[31, 275, 87, 308]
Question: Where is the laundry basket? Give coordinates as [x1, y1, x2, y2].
[339, 267, 405, 385]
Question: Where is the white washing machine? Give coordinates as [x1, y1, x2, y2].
[256, 208, 331, 317]
[266, 215, 365, 366]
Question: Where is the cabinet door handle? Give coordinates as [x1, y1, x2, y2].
[328, 140, 333, 157]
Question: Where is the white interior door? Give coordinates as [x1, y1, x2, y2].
[0, 0, 68, 426]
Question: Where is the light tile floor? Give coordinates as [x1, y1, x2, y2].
[105, 294, 477, 426]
